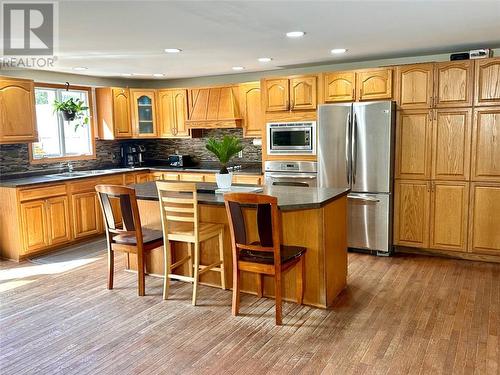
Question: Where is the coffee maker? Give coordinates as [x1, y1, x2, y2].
[120, 143, 146, 167]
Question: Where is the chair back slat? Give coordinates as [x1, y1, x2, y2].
[119, 193, 136, 231]
[98, 192, 116, 230]
[257, 204, 273, 247]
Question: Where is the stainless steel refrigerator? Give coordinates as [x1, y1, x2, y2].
[318, 101, 395, 254]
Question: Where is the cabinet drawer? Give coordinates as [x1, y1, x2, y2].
[124, 173, 136, 185]
[179, 173, 205, 182]
[204, 174, 216, 183]
[69, 175, 123, 193]
[163, 172, 180, 181]
[234, 175, 262, 185]
[19, 184, 67, 202]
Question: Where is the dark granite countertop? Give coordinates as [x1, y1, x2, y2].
[0, 163, 263, 188]
[133, 182, 349, 211]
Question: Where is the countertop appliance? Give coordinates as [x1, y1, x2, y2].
[120, 143, 146, 167]
[168, 154, 194, 167]
[318, 101, 395, 254]
[266, 121, 316, 155]
[264, 161, 317, 187]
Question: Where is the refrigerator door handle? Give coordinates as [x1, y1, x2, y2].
[348, 195, 380, 203]
[352, 112, 358, 185]
[345, 111, 351, 184]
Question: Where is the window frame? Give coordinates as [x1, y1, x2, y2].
[29, 82, 96, 164]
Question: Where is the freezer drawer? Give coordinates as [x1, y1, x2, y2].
[348, 193, 392, 252]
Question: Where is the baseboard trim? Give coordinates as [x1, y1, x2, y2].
[395, 246, 500, 264]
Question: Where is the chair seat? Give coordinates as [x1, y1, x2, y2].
[167, 221, 223, 242]
[239, 244, 306, 265]
[113, 228, 164, 245]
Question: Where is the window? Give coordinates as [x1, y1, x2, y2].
[31, 84, 94, 162]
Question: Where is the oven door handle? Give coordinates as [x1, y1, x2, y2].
[267, 174, 317, 179]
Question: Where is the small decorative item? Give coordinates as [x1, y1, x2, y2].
[52, 82, 89, 131]
[205, 135, 244, 190]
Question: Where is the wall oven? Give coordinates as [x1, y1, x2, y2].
[264, 161, 318, 187]
[267, 121, 316, 155]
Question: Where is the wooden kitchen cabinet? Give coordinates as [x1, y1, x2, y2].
[396, 63, 434, 109]
[0, 77, 38, 144]
[157, 89, 189, 138]
[46, 196, 71, 245]
[395, 110, 432, 179]
[290, 76, 317, 110]
[468, 183, 500, 255]
[434, 61, 474, 108]
[72, 192, 101, 238]
[95, 87, 133, 139]
[471, 107, 500, 181]
[357, 68, 393, 101]
[263, 76, 317, 112]
[429, 181, 469, 252]
[474, 58, 500, 107]
[20, 200, 49, 253]
[130, 90, 157, 138]
[263, 78, 289, 112]
[431, 108, 472, 181]
[323, 71, 356, 102]
[239, 82, 263, 137]
[394, 180, 431, 248]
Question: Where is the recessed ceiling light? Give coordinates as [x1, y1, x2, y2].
[286, 31, 305, 38]
[258, 57, 272, 62]
[164, 48, 181, 53]
[152, 73, 165, 77]
[232, 66, 245, 71]
[121, 73, 133, 77]
[331, 48, 347, 54]
[73, 67, 88, 71]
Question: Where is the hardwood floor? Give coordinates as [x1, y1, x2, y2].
[1, 246, 499, 374]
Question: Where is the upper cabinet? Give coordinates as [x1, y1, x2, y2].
[322, 68, 392, 103]
[0, 77, 38, 144]
[471, 106, 500, 181]
[396, 63, 434, 109]
[263, 75, 317, 112]
[474, 57, 500, 107]
[434, 61, 474, 108]
[96, 87, 132, 139]
[157, 89, 189, 138]
[130, 90, 157, 138]
[238, 82, 263, 138]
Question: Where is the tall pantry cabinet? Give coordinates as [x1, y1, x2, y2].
[394, 57, 500, 257]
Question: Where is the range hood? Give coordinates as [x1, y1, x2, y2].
[186, 86, 242, 128]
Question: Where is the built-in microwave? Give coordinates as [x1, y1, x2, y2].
[266, 121, 316, 155]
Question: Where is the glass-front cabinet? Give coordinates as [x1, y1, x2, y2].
[130, 90, 157, 137]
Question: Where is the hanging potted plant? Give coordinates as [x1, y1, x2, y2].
[53, 97, 89, 130]
[206, 135, 244, 190]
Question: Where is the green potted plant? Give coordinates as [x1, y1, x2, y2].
[206, 135, 244, 189]
[53, 98, 89, 130]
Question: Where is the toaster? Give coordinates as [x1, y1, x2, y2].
[168, 154, 194, 167]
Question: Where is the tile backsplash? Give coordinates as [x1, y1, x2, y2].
[0, 128, 261, 176]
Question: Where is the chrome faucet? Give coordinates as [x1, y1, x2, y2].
[67, 161, 74, 173]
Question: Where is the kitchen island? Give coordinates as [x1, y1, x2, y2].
[130, 182, 349, 308]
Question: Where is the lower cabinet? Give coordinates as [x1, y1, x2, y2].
[468, 183, 500, 255]
[72, 192, 102, 238]
[46, 196, 72, 246]
[135, 172, 153, 183]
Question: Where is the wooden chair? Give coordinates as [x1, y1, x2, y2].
[95, 185, 163, 296]
[224, 193, 307, 325]
[156, 181, 226, 305]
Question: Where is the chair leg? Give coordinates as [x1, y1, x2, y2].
[218, 230, 226, 290]
[137, 252, 146, 297]
[232, 269, 240, 316]
[163, 240, 172, 300]
[296, 257, 305, 305]
[274, 274, 282, 325]
[192, 242, 200, 306]
[107, 248, 114, 290]
[256, 273, 263, 298]
[187, 242, 193, 278]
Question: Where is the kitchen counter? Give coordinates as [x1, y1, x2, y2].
[133, 181, 349, 211]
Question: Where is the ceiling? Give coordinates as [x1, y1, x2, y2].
[29, 1, 500, 79]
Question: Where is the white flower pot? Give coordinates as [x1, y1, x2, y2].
[215, 173, 232, 190]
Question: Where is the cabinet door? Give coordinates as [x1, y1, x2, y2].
[179, 173, 205, 182]
[474, 58, 500, 106]
[239, 82, 263, 137]
[429, 181, 469, 252]
[471, 107, 500, 181]
[46, 196, 71, 245]
[131, 90, 157, 137]
[263, 79, 289, 112]
[20, 200, 48, 253]
[290, 76, 317, 110]
[356, 68, 393, 101]
[112, 88, 132, 138]
[0, 78, 37, 143]
[469, 183, 500, 255]
[173, 90, 189, 137]
[395, 110, 432, 179]
[434, 61, 473, 108]
[157, 90, 175, 137]
[432, 108, 472, 180]
[396, 64, 434, 109]
[394, 180, 430, 248]
[72, 192, 101, 238]
[323, 72, 356, 102]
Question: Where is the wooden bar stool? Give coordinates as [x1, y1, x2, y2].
[156, 181, 226, 305]
[95, 185, 163, 296]
[224, 193, 307, 325]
